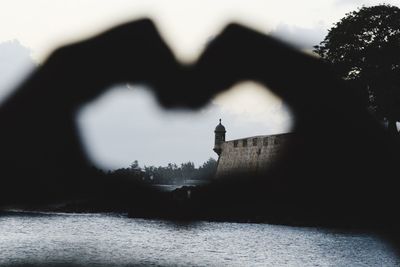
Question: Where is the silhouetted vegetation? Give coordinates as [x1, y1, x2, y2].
[314, 4, 400, 135]
[105, 158, 217, 185]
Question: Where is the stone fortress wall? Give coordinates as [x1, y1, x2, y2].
[215, 133, 291, 177]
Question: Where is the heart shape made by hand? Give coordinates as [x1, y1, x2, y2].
[0, 19, 399, 234]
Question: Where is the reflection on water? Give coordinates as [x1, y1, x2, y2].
[0, 211, 398, 266]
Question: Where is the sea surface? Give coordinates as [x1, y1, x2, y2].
[0, 211, 399, 266]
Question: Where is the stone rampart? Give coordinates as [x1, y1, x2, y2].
[215, 133, 291, 177]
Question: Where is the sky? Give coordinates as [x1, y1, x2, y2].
[0, 0, 398, 169]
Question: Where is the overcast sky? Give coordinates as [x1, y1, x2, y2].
[0, 0, 398, 169]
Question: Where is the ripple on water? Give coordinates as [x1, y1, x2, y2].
[0, 211, 399, 266]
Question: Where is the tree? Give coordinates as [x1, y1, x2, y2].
[314, 4, 400, 135]
[181, 161, 195, 180]
[198, 157, 217, 179]
[130, 160, 139, 170]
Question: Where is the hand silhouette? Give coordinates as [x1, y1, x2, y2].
[186, 24, 400, 235]
[0, 19, 181, 204]
[0, 19, 399, 244]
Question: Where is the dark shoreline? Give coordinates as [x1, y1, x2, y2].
[0, 184, 389, 234]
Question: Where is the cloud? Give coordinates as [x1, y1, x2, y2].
[270, 23, 328, 51]
[334, 0, 382, 6]
[333, 0, 400, 8]
[334, 0, 367, 6]
[0, 40, 293, 172]
[77, 85, 293, 170]
[0, 40, 36, 104]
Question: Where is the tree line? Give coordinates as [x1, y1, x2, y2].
[103, 158, 217, 185]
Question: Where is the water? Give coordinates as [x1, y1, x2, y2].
[0, 211, 398, 266]
[154, 181, 210, 192]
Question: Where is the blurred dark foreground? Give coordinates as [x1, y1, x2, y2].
[0, 19, 399, 254]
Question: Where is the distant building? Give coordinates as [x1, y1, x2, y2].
[213, 119, 291, 177]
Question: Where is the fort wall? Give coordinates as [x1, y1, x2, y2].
[215, 133, 291, 177]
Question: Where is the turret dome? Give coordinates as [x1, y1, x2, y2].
[215, 119, 226, 133]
